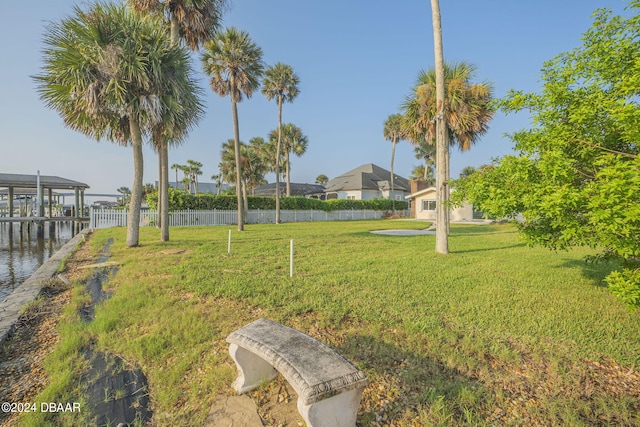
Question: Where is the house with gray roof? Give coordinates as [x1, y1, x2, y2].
[323, 163, 410, 201]
[253, 182, 326, 199]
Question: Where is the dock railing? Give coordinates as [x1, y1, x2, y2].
[89, 208, 407, 229]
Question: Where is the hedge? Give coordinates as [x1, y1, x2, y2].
[147, 189, 408, 212]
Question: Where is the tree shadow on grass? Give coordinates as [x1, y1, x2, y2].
[337, 333, 489, 426]
[452, 243, 526, 254]
[555, 258, 620, 288]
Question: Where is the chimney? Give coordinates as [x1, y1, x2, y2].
[410, 179, 430, 194]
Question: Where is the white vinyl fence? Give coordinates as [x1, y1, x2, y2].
[89, 208, 408, 229]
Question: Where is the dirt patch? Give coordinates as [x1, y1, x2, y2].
[250, 376, 303, 426]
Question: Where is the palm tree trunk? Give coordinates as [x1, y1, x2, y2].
[157, 151, 162, 229]
[157, 15, 182, 242]
[127, 117, 144, 248]
[161, 139, 169, 242]
[390, 139, 397, 214]
[431, 0, 449, 254]
[445, 138, 450, 236]
[231, 90, 244, 231]
[242, 180, 249, 222]
[285, 150, 291, 196]
[170, 14, 180, 46]
[275, 95, 283, 224]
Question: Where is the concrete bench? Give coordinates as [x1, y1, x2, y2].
[226, 318, 368, 427]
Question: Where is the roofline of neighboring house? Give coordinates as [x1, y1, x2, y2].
[405, 186, 437, 200]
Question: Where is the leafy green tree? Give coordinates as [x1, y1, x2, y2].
[128, 0, 217, 242]
[383, 113, 406, 213]
[143, 183, 156, 197]
[202, 27, 264, 231]
[452, 4, 640, 308]
[262, 63, 300, 223]
[35, 3, 197, 247]
[315, 174, 329, 185]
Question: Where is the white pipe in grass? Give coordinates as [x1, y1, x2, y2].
[228, 229, 231, 253]
[290, 239, 294, 277]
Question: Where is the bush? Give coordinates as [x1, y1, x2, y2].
[606, 268, 640, 311]
[147, 190, 408, 212]
[325, 198, 408, 211]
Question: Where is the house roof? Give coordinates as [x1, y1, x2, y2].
[324, 163, 410, 193]
[0, 173, 89, 191]
[162, 181, 228, 194]
[253, 182, 325, 197]
[405, 186, 437, 200]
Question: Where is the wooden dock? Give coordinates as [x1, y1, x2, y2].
[0, 216, 89, 223]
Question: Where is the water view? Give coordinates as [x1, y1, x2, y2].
[0, 221, 74, 302]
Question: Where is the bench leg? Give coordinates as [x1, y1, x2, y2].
[228, 343, 277, 394]
[297, 386, 365, 427]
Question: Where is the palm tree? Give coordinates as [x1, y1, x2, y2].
[405, 63, 493, 152]
[202, 27, 264, 231]
[414, 141, 436, 181]
[315, 174, 329, 185]
[117, 187, 132, 205]
[219, 138, 267, 214]
[171, 163, 182, 189]
[410, 165, 435, 185]
[179, 165, 191, 191]
[261, 63, 299, 223]
[245, 137, 269, 195]
[459, 166, 477, 178]
[211, 173, 222, 194]
[269, 123, 308, 196]
[35, 3, 198, 247]
[128, 0, 227, 49]
[186, 159, 203, 193]
[383, 113, 405, 213]
[403, 61, 493, 251]
[128, 0, 223, 242]
[430, 0, 448, 254]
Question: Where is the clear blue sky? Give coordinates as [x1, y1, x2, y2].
[0, 0, 632, 195]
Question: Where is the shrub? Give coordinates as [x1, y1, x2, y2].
[147, 190, 408, 212]
[606, 268, 640, 310]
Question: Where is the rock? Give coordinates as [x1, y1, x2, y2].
[203, 395, 263, 427]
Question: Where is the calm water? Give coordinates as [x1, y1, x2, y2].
[0, 222, 74, 302]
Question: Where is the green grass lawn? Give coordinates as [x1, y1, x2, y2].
[25, 220, 640, 426]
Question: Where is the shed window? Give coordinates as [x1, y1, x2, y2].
[422, 199, 436, 211]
